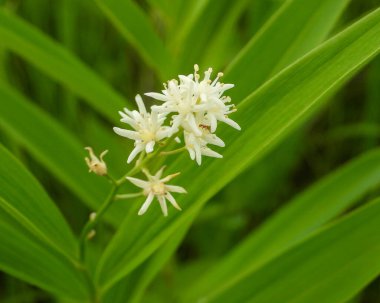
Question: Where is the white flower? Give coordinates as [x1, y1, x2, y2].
[145, 64, 240, 134]
[113, 95, 172, 163]
[84, 147, 108, 176]
[194, 65, 240, 132]
[127, 167, 187, 216]
[147, 78, 205, 136]
[184, 126, 225, 165]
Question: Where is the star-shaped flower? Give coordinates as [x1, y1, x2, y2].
[127, 167, 187, 216]
[113, 95, 172, 163]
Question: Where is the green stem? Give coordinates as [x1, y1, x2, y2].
[79, 183, 118, 263]
[160, 146, 186, 156]
[78, 152, 151, 262]
[115, 193, 142, 200]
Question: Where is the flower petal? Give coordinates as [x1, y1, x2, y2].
[135, 94, 147, 114]
[221, 117, 241, 130]
[187, 114, 202, 136]
[145, 92, 168, 102]
[166, 192, 182, 211]
[201, 148, 223, 159]
[145, 141, 155, 153]
[127, 145, 144, 163]
[166, 185, 187, 194]
[209, 114, 218, 133]
[113, 127, 139, 140]
[138, 193, 154, 216]
[154, 166, 166, 179]
[157, 196, 168, 216]
[126, 176, 148, 189]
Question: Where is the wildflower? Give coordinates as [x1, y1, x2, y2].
[113, 95, 172, 163]
[85, 147, 108, 176]
[127, 167, 186, 216]
[184, 126, 225, 165]
[147, 78, 205, 136]
[145, 64, 240, 134]
[194, 65, 240, 132]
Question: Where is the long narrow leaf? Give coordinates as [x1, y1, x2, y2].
[226, 0, 350, 102]
[183, 148, 380, 301]
[210, 197, 380, 303]
[0, 82, 127, 225]
[0, 146, 91, 300]
[0, 10, 128, 122]
[0, 145, 77, 258]
[95, 0, 173, 80]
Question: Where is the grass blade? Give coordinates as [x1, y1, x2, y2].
[95, 0, 174, 80]
[0, 10, 128, 122]
[209, 197, 380, 302]
[0, 146, 91, 300]
[183, 148, 380, 301]
[0, 82, 127, 225]
[226, 0, 350, 102]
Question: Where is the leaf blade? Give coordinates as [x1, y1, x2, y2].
[0, 146, 91, 300]
[95, 0, 174, 80]
[0, 10, 128, 122]
[183, 148, 380, 301]
[210, 198, 380, 303]
[0, 82, 126, 225]
[226, 0, 350, 102]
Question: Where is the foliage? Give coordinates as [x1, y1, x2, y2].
[1, 0, 380, 302]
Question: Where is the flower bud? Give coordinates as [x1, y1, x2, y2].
[84, 147, 108, 176]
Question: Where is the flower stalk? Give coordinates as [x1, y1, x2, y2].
[78, 182, 117, 263]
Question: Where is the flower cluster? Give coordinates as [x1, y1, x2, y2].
[114, 65, 240, 165]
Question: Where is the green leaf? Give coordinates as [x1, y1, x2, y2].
[168, 0, 211, 51]
[199, 0, 253, 70]
[95, 0, 174, 80]
[146, 0, 187, 34]
[0, 82, 127, 225]
[0, 144, 76, 258]
[209, 197, 380, 302]
[0, 9, 127, 122]
[124, 216, 192, 303]
[0, 202, 91, 301]
[95, 6, 380, 292]
[182, 148, 380, 301]
[0, 146, 91, 300]
[226, 0, 350, 102]
[175, 0, 231, 71]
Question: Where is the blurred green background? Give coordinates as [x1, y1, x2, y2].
[1, 0, 380, 302]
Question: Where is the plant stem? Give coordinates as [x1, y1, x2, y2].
[78, 152, 151, 262]
[115, 193, 142, 200]
[78, 137, 178, 262]
[160, 146, 186, 156]
[78, 183, 118, 263]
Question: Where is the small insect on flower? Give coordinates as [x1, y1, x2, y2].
[84, 147, 108, 176]
[126, 167, 187, 216]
